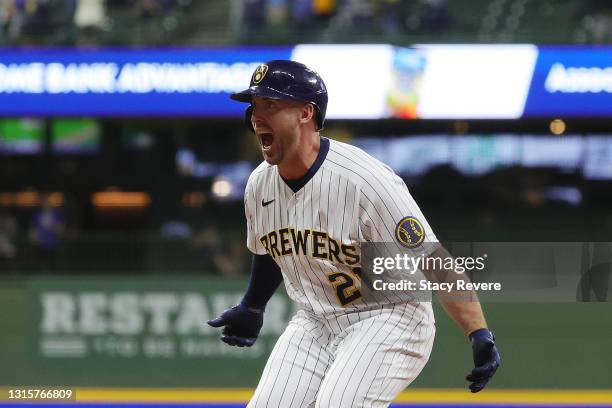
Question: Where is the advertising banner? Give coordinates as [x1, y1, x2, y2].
[523, 46, 612, 117]
[0, 48, 292, 116]
[0, 45, 610, 118]
[21, 276, 296, 387]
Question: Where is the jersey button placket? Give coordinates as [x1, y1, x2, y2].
[286, 192, 299, 222]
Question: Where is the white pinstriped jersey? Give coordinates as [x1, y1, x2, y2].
[244, 137, 439, 316]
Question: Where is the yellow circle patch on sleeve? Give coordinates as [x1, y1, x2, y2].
[395, 216, 425, 248]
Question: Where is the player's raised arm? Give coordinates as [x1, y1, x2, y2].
[421, 246, 501, 393]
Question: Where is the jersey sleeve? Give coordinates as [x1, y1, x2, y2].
[245, 174, 269, 255]
[358, 163, 440, 257]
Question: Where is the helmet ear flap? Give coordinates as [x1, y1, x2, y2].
[316, 109, 324, 131]
[245, 105, 254, 133]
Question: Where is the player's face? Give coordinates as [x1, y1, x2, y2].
[250, 96, 308, 165]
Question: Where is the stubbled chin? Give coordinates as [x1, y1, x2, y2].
[262, 147, 279, 164]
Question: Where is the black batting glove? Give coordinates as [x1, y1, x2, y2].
[466, 328, 500, 393]
[207, 302, 264, 347]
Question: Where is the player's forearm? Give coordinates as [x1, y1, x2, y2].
[423, 246, 488, 335]
[439, 298, 488, 336]
[241, 254, 284, 310]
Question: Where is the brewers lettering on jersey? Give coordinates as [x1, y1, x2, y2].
[207, 60, 500, 407]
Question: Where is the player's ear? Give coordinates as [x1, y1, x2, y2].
[299, 103, 315, 126]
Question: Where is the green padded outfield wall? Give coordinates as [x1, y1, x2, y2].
[0, 276, 611, 388]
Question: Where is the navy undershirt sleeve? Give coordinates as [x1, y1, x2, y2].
[241, 254, 284, 310]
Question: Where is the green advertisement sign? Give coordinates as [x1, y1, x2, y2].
[9, 276, 296, 387]
[31, 277, 296, 361]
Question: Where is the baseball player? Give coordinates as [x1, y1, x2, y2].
[208, 60, 500, 407]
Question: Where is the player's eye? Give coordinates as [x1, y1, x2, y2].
[252, 99, 278, 113]
[251, 102, 265, 112]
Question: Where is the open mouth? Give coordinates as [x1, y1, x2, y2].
[259, 132, 274, 150]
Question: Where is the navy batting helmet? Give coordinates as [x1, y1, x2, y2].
[231, 60, 328, 132]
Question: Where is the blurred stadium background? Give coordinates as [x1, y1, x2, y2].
[0, 0, 611, 407]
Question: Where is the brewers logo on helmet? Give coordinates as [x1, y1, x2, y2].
[252, 64, 268, 84]
[231, 60, 328, 132]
